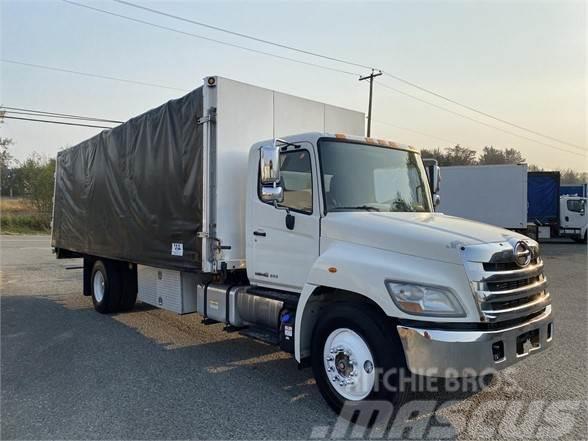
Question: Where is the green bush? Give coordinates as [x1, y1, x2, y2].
[0, 213, 51, 234]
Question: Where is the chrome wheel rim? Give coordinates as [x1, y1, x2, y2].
[323, 328, 375, 401]
[93, 270, 105, 303]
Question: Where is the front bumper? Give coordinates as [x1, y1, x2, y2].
[397, 306, 553, 377]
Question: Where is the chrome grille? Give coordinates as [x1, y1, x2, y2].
[483, 258, 538, 272]
[463, 240, 550, 323]
[486, 275, 541, 292]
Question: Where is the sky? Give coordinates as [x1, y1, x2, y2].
[1, 0, 586, 170]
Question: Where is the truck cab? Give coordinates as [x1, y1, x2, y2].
[559, 195, 587, 242]
[243, 132, 553, 409]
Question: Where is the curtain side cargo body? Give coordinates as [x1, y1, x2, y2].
[51, 76, 365, 273]
[52, 88, 205, 271]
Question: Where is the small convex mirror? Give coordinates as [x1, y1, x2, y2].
[260, 185, 284, 203]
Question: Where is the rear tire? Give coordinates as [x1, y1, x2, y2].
[91, 260, 123, 314]
[311, 302, 409, 414]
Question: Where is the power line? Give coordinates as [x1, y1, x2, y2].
[1, 107, 124, 124]
[376, 81, 586, 158]
[1, 115, 114, 129]
[111, 0, 584, 151]
[5, 110, 107, 120]
[380, 72, 586, 152]
[1, 59, 186, 92]
[112, 0, 373, 72]
[62, 0, 359, 77]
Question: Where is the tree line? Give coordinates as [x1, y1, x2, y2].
[1, 137, 56, 224]
[420, 145, 587, 184]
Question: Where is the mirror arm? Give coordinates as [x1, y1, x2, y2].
[273, 199, 290, 214]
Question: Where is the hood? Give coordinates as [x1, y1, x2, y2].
[322, 212, 528, 264]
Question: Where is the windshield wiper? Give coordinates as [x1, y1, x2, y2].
[332, 205, 381, 212]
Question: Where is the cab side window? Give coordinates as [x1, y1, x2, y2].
[280, 150, 313, 214]
[567, 199, 586, 213]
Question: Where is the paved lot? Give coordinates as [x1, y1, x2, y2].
[1, 235, 586, 440]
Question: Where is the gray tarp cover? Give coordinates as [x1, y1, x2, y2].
[52, 88, 204, 271]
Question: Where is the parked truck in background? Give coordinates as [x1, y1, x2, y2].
[52, 76, 553, 412]
[527, 172, 586, 242]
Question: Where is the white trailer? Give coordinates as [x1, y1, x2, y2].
[437, 164, 528, 230]
[53, 77, 553, 413]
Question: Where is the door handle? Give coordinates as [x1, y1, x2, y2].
[253, 230, 266, 237]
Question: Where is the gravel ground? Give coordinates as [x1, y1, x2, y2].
[1, 235, 586, 440]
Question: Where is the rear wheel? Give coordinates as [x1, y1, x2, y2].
[311, 302, 409, 414]
[91, 260, 123, 313]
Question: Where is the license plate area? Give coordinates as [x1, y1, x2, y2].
[516, 328, 540, 355]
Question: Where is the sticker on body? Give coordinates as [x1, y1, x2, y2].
[171, 243, 184, 256]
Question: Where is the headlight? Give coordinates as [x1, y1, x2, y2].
[385, 281, 466, 317]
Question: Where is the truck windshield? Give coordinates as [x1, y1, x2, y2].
[318, 139, 432, 213]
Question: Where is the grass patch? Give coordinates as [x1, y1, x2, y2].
[1, 214, 51, 234]
[0, 198, 35, 215]
[1, 198, 51, 234]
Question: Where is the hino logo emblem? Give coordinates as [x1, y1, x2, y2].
[514, 241, 532, 267]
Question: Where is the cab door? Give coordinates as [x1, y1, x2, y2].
[247, 146, 320, 292]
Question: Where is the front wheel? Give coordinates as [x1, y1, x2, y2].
[311, 302, 409, 414]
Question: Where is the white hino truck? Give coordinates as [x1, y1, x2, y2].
[52, 76, 553, 412]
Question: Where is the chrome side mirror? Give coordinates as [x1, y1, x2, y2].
[259, 145, 284, 203]
[433, 165, 441, 194]
[260, 145, 281, 185]
[422, 158, 441, 194]
[422, 158, 441, 209]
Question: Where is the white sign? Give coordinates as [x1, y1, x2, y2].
[284, 325, 293, 337]
[171, 242, 184, 257]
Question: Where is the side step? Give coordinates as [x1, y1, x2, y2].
[239, 326, 279, 346]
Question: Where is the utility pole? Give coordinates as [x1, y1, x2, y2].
[359, 70, 382, 137]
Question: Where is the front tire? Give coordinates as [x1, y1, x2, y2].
[311, 302, 409, 414]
